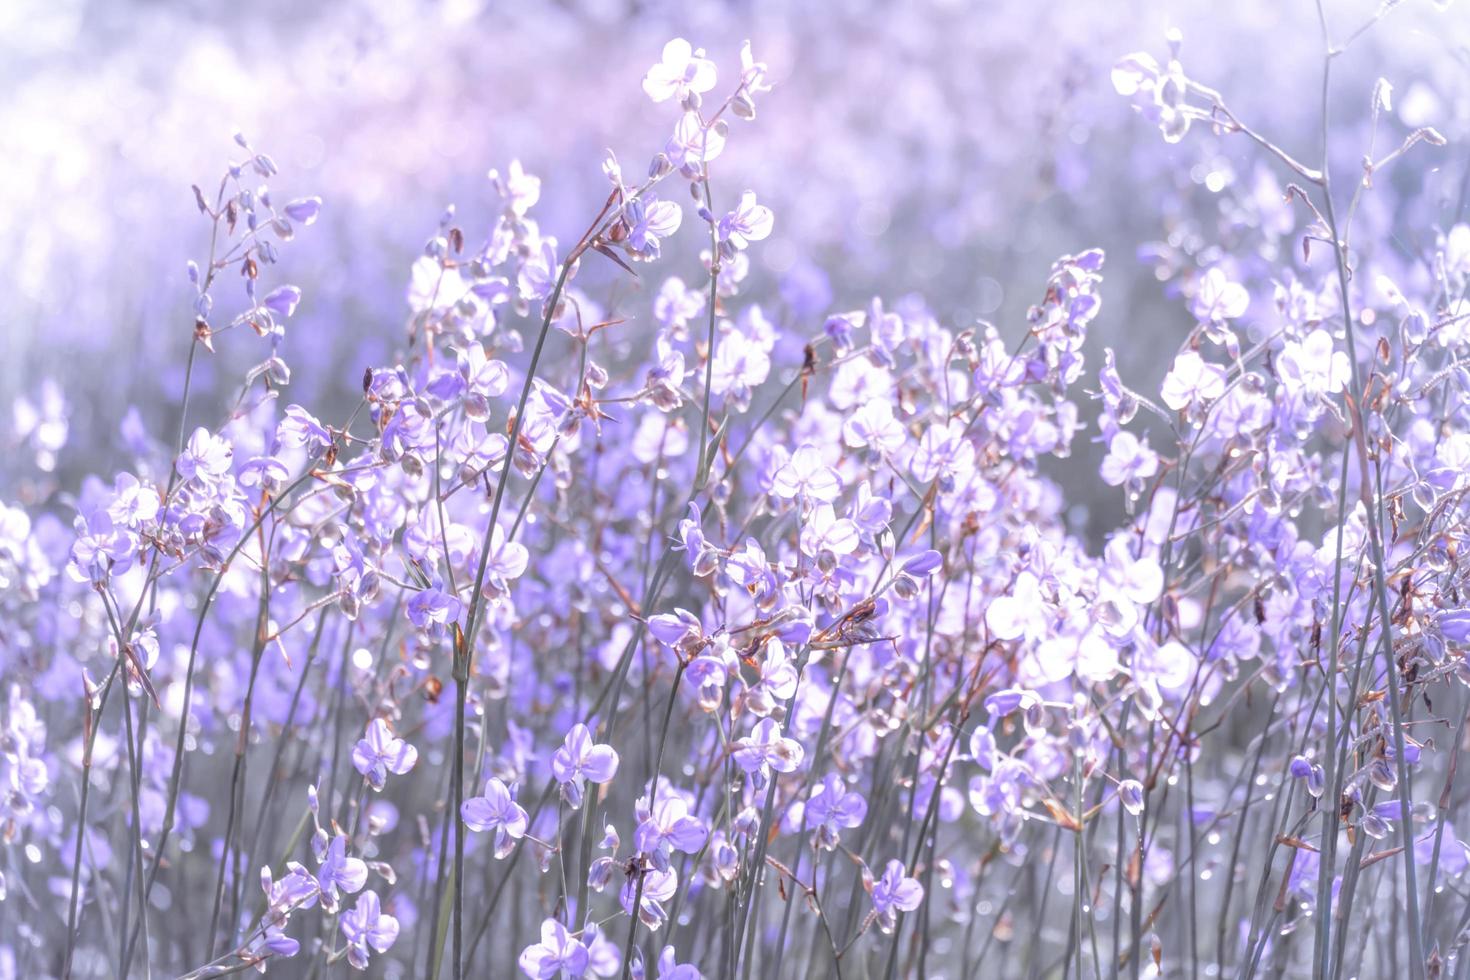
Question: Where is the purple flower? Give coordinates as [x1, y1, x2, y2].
[519, 918, 589, 979]
[339, 889, 399, 970]
[710, 331, 772, 412]
[717, 191, 774, 249]
[175, 427, 233, 482]
[1190, 267, 1249, 322]
[429, 344, 511, 421]
[69, 507, 137, 583]
[724, 538, 776, 600]
[249, 863, 319, 964]
[665, 111, 725, 170]
[656, 946, 704, 980]
[1118, 779, 1146, 815]
[261, 862, 320, 916]
[969, 726, 995, 771]
[983, 688, 1041, 717]
[851, 481, 893, 535]
[647, 608, 705, 654]
[653, 276, 705, 334]
[799, 504, 859, 558]
[105, 472, 160, 527]
[1279, 329, 1350, 397]
[1289, 756, 1326, 798]
[479, 522, 530, 597]
[801, 773, 867, 849]
[262, 284, 302, 319]
[985, 572, 1044, 642]
[626, 198, 683, 258]
[277, 404, 331, 451]
[1131, 639, 1198, 710]
[772, 445, 840, 503]
[1098, 535, 1164, 632]
[733, 717, 804, 786]
[753, 641, 799, 703]
[911, 420, 975, 485]
[352, 718, 418, 791]
[489, 159, 541, 217]
[407, 585, 461, 638]
[518, 241, 560, 302]
[1099, 430, 1159, 487]
[551, 723, 620, 809]
[842, 399, 906, 455]
[1440, 609, 1470, 645]
[635, 791, 708, 866]
[870, 859, 924, 932]
[620, 865, 678, 928]
[1097, 347, 1139, 426]
[316, 835, 368, 913]
[463, 777, 530, 859]
[282, 197, 322, 225]
[1111, 51, 1161, 97]
[829, 357, 893, 411]
[1160, 351, 1227, 413]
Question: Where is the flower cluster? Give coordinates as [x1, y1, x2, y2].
[6, 7, 1470, 980]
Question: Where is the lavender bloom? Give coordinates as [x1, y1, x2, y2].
[733, 717, 804, 787]
[1189, 267, 1249, 322]
[625, 198, 683, 259]
[642, 39, 717, 104]
[1441, 609, 1470, 645]
[710, 331, 772, 412]
[488, 159, 542, 216]
[68, 507, 136, 584]
[798, 504, 859, 558]
[262, 284, 302, 319]
[635, 791, 708, 870]
[339, 889, 400, 970]
[1160, 351, 1227, 413]
[653, 276, 705, 335]
[407, 584, 462, 639]
[666, 111, 726, 170]
[551, 723, 620, 809]
[250, 863, 320, 962]
[716, 191, 774, 249]
[771, 445, 840, 503]
[1099, 430, 1159, 488]
[282, 196, 321, 224]
[647, 608, 706, 657]
[842, 399, 906, 455]
[316, 834, 368, 913]
[478, 522, 530, 598]
[17, 18, 1470, 978]
[911, 420, 976, 486]
[800, 773, 868, 849]
[519, 918, 590, 979]
[352, 718, 418, 791]
[463, 777, 530, 858]
[621, 865, 678, 929]
[656, 946, 704, 980]
[1278, 329, 1350, 398]
[175, 427, 234, 483]
[870, 860, 924, 933]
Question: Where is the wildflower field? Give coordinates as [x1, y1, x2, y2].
[5, 0, 1470, 976]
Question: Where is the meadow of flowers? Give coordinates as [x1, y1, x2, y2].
[6, 0, 1470, 977]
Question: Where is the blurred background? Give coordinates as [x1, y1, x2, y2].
[3, 0, 1468, 538]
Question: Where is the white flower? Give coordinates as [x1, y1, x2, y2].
[1160, 351, 1227, 412]
[643, 39, 717, 103]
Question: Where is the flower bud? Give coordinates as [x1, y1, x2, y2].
[1119, 779, 1145, 815]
